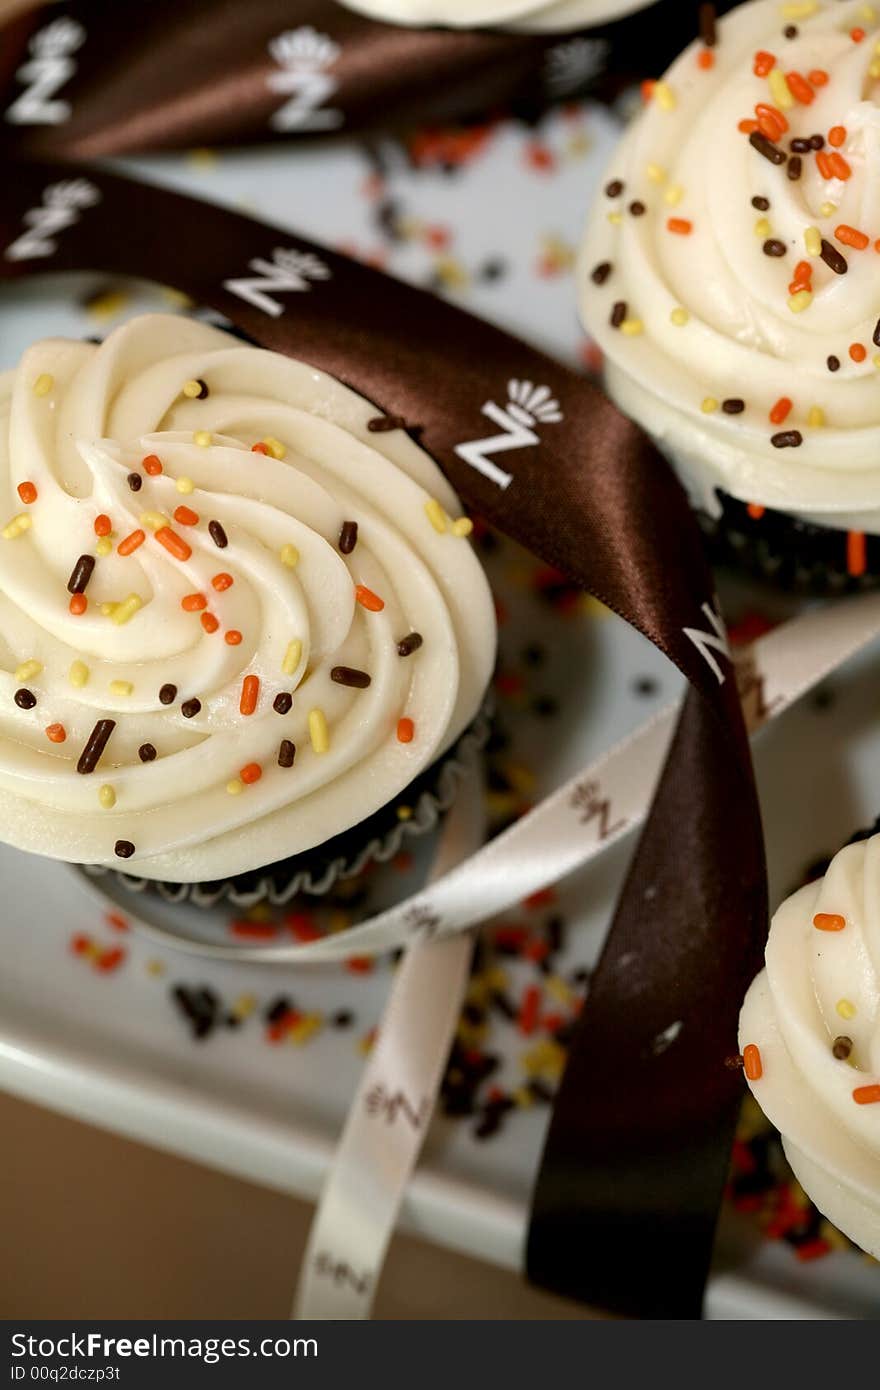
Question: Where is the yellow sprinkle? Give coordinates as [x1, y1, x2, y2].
[645, 163, 667, 184]
[701, 397, 719, 414]
[262, 437, 286, 460]
[309, 707, 329, 754]
[396, 805, 413, 821]
[425, 499, 449, 533]
[193, 430, 212, 448]
[226, 779, 244, 796]
[98, 784, 116, 809]
[754, 217, 771, 239]
[280, 544, 299, 568]
[232, 994, 257, 1019]
[33, 374, 53, 397]
[820, 201, 837, 218]
[768, 67, 794, 111]
[139, 511, 168, 531]
[109, 680, 133, 697]
[14, 659, 42, 683]
[653, 80, 676, 112]
[874, 355, 880, 369]
[788, 290, 813, 314]
[513, 1087, 534, 1110]
[176, 476, 194, 495]
[620, 318, 644, 336]
[282, 638, 302, 676]
[111, 593, 142, 626]
[780, 1, 818, 17]
[607, 211, 623, 225]
[452, 516, 474, 538]
[870, 58, 880, 79]
[146, 959, 166, 977]
[808, 406, 825, 428]
[836, 999, 856, 1020]
[100, 602, 118, 618]
[95, 537, 113, 558]
[670, 307, 690, 326]
[546, 975, 574, 1007]
[160, 287, 194, 309]
[805, 226, 822, 257]
[289, 1014, 322, 1046]
[2, 513, 31, 540]
[86, 290, 129, 323]
[182, 379, 203, 399]
[663, 184, 684, 206]
[68, 660, 89, 688]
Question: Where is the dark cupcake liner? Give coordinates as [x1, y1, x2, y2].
[83, 705, 492, 910]
[699, 491, 880, 595]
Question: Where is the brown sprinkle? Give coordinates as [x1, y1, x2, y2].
[771, 430, 803, 449]
[159, 683, 177, 705]
[763, 239, 787, 258]
[339, 520, 359, 555]
[278, 739, 296, 769]
[610, 301, 627, 329]
[820, 240, 848, 276]
[77, 718, 116, 774]
[67, 554, 95, 594]
[367, 414, 407, 434]
[591, 261, 612, 286]
[832, 1036, 853, 1060]
[126, 472, 142, 492]
[749, 131, 787, 166]
[397, 632, 423, 658]
[273, 692, 293, 715]
[14, 688, 36, 710]
[208, 520, 228, 549]
[138, 743, 157, 763]
[114, 840, 135, 859]
[330, 666, 371, 689]
[181, 698, 201, 718]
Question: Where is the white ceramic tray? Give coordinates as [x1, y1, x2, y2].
[1, 103, 879, 1320]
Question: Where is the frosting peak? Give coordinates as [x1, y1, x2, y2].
[0, 316, 496, 880]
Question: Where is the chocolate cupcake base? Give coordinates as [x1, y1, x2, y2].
[699, 492, 880, 596]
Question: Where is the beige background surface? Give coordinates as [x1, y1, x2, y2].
[0, 1092, 588, 1319]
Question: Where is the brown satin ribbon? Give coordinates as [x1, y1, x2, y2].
[0, 157, 767, 1318]
[0, 0, 738, 157]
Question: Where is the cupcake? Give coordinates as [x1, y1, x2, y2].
[339, 1, 658, 28]
[739, 828, 880, 1260]
[579, 0, 880, 591]
[0, 315, 496, 902]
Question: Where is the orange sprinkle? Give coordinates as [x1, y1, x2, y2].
[211, 572, 233, 591]
[743, 1044, 763, 1082]
[225, 629, 242, 646]
[667, 218, 693, 236]
[117, 529, 145, 556]
[155, 526, 192, 561]
[173, 505, 200, 526]
[200, 612, 219, 634]
[17, 481, 37, 505]
[396, 717, 415, 744]
[836, 224, 869, 250]
[45, 723, 66, 744]
[813, 913, 846, 932]
[756, 102, 788, 137]
[355, 584, 385, 613]
[786, 72, 814, 105]
[240, 762, 262, 785]
[809, 69, 828, 87]
[94, 514, 112, 537]
[848, 532, 867, 578]
[828, 152, 852, 180]
[640, 79, 656, 103]
[69, 593, 87, 616]
[747, 503, 766, 521]
[850, 343, 867, 363]
[815, 150, 834, 179]
[181, 592, 207, 612]
[738, 118, 759, 134]
[240, 673, 260, 716]
[753, 51, 775, 78]
[769, 397, 793, 425]
[142, 454, 162, 476]
[251, 442, 269, 455]
[851, 27, 866, 43]
[697, 49, 714, 70]
[853, 1084, 880, 1105]
[792, 260, 812, 286]
[828, 125, 846, 148]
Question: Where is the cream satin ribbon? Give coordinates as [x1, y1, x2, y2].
[290, 591, 880, 1318]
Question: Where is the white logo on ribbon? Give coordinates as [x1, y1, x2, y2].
[4, 179, 101, 263]
[683, 601, 731, 685]
[454, 380, 563, 491]
[267, 27, 344, 133]
[222, 247, 331, 317]
[543, 37, 609, 98]
[5, 17, 85, 126]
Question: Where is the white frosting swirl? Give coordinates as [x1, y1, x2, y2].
[739, 835, 880, 1259]
[339, 0, 652, 31]
[0, 316, 496, 881]
[579, 0, 880, 531]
